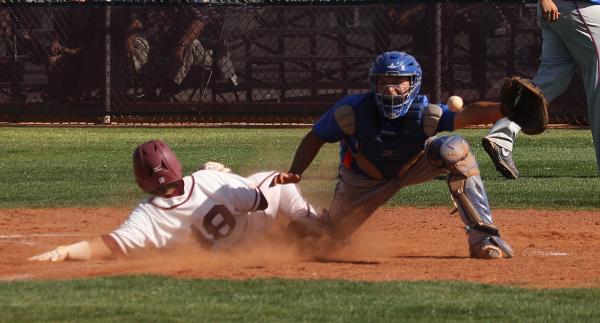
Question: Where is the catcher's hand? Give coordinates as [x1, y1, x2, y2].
[501, 76, 549, 135]
[270, 172, 301, 187]
[29, 246, 68, 262]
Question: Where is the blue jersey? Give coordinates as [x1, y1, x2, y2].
[313, 93, 455, 179]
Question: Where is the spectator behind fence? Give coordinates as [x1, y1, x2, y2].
[0, 9, 26, 101]
[121, 6, 238, 101]
[44, 6, 104, 103]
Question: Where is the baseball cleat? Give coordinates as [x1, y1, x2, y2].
[469, 237, 513, 259]
[481, 137, 520, 180]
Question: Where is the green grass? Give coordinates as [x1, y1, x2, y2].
[0, 126, 597, 209]
[2, 276, 600, 322]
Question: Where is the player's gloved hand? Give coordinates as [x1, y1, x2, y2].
[29, 240, 92, 262]
[270, 172, 301, 187]
[29, 246, 68, 262]
[500, 76, 548, 135]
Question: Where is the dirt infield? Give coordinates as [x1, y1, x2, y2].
[2, 207, 600, 288]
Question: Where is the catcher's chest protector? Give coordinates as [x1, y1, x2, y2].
[341, 97, 429, 179]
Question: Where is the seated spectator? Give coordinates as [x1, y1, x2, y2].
[120, 6, 238, 101]
[0, 9, 26, 101]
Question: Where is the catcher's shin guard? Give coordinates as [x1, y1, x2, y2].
[429, 136, 514, 258]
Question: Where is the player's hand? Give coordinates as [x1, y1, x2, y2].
[28, 246, 68, 262]
[270, 172, 301, 187]
[540, 0, 560, 22]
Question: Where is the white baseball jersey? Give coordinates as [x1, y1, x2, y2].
[110, 170, 318, 254]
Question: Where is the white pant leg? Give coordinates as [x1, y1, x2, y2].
[173, 39, 212, 85]
[486, 118, 521, 151]
[543, 1, 600, 171]
[533, 1, 578, 101]
[328, 146, 444, 239]
[568, 2, 600, 171]
[129, 36, 150, 72]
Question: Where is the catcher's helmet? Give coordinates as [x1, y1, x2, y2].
[368, 51, 422, 119]
[133, 140, 183, 194]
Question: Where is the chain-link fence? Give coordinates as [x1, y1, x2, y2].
[0, 2, 589, 125]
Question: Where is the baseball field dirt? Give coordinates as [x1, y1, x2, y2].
[2, 207, 600, 288]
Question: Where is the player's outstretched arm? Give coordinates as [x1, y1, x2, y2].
[271, 130, 325, 186]
[453, 101, 502, 130]
[29, 236, 116, 262]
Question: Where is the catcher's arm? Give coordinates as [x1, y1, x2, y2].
[453, 101, 503, 130]
[29, 235, 117, 262]
[271, 130, 325, 186]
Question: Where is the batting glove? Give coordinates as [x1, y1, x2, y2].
[29, 240, 92, 262]
[29, 246, 69, 262]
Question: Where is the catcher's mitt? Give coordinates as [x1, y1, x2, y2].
[500, 76, 548, 135]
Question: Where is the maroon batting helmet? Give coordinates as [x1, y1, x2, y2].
[133, 140, 183, 194]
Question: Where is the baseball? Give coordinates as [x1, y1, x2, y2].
[447, 96, 464, 112]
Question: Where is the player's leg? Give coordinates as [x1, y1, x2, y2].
[173, 39, 206, 85]
[482, 119, 521, 179]
[128, 35, 150, 73]
[483, 2, 578, 179]
[561, 2, 600, 172]
[428, 135, 514, 259]
[325, 149, 445, 241]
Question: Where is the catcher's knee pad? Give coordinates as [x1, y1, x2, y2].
[428, 135, 480, 176]
[430, 136, 495, 231]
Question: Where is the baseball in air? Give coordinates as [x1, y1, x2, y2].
[447, 95, 464, 112]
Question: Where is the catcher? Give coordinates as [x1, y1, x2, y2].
[29, 140, 320, 262]
[272, 51, 547, 259]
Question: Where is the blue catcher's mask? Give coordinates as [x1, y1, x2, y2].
[368, 51, 422, 119]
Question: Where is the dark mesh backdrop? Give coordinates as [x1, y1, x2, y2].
[0, 2, 588, 125]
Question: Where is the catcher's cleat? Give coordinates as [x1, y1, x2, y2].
[469, 238, 502, 259]
[481, 137, 519, 180]
[469, 237, 513, 259]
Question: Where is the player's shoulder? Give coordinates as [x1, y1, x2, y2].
[334, 92, 371, 109]
[192, 170, 250, 189]
[410, 94, 430, 111]
[334, 92, 377, 120]
[246, 171, 277, 186]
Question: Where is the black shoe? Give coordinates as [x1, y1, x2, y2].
[481, 137, 519, 179]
